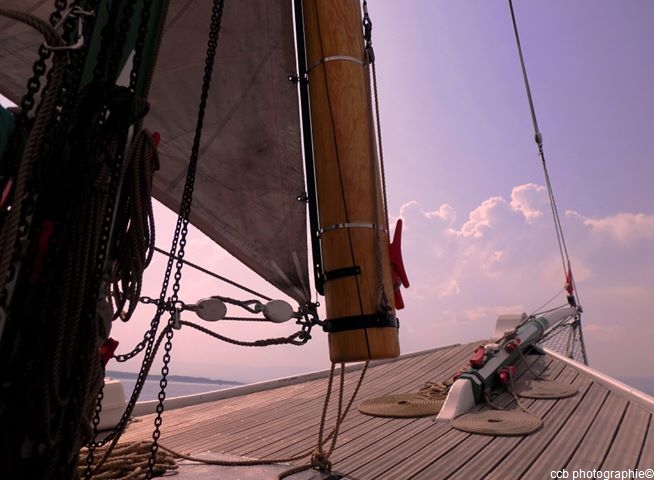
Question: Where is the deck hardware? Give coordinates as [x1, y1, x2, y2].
[43, 6, 94, 51]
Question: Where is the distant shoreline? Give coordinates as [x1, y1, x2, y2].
[106, 370, 242, 386]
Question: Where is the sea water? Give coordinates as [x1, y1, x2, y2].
[620, 376, 654, 397]
[110, 377, 235, 402]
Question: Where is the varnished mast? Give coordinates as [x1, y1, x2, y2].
[302, 0, 400, 362]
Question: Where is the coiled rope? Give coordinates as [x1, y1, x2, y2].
[79, 441, 177, 480]
[358, 380, 450, 418]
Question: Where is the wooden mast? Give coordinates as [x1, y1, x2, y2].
[302, 0, 400, 362]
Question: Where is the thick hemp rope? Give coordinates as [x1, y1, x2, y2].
[358, 380, 450, 418]
[453, 354, 578, 437]
[0, 7, 65, 295]
[79, 441, 177, 480]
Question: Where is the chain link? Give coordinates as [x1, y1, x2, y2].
[84, 59, 141, 480]
[147, 326, 173, 474]
[130, 0, 153, 93]
[143, 1, 225, 477]
[83, 381, 105, 479]
[82, 1, 156, 475]
[13, 1, 70, 126]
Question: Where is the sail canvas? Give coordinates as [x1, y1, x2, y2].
[0, 0, 310, 304]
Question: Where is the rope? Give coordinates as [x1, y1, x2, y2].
[152, 246, 273, 301]
[85, 325, 175, 476]
[512, 348, 578, 399]
[363, 2, 390, 235]
[277, 361, 362, 480]
[451, 410, 543, 436]
[512, 379, 578, 399]
[110, 129, 158, 322]
[178, 319, 308, 347]
[455, 369, 544, 436]
[79, 441, 178, 480]
[0, 7, 65, 296]
[0, 8, 158, 477]
[85, 362, 369, 479]
[455, 353, 579, 437]
[358, 381, 449, 418]
[507, 0, 580, 307]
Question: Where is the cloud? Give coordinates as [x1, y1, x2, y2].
[115, 186, 653, 381]
[577, 211, 654, 246]
[457, 196, 507, 239]
[398, 200, 456, 226]
[438, 279, 461, 298]
[510, 183, 547, 222]
[394, 183, 654, 377]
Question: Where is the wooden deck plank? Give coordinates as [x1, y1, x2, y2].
[113, 344, 654, 480]
[637, 416, 654, 470]
[481, 371, 594, 479]
[564, 391, 629, 470]
[601, 402, 651, 470]
[447, 380, 572, 480]
[332, 418, 433, 472]
[346, 425, 467, 479]
[408, 375, 561, 479]
[244, 344, 476, 459]
[522, 383, 610, 478]
[121, 343, 474, 458]
[404, 433, 494, 480]
[401, 356, 561, 479]
[233, 351, 458, 456]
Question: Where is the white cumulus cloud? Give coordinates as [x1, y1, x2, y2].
[581, 212, 654, 246]
[510, 183, 547, 222]
[393, 184, 654, 377]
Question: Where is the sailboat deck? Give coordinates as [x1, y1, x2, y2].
[120, 343, 654, 479]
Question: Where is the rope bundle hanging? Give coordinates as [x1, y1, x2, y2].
[109, 129, 159, 322]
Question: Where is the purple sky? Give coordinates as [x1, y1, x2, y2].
[111, 1, 653, 384]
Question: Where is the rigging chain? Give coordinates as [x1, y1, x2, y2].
[141, 1, 225, 477]
[84, 0, 157, 475]
[508, 0, 580, 307]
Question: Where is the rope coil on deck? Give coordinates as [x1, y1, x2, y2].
[513, 379, 578, 399]
[451, 410, 543, 436]
[358, 381, 449, 418]
[451, 371, 577, 436]
[79, 441, 178, 479]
